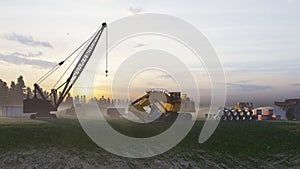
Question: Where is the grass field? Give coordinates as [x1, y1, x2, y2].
[0, 116, 299, 168]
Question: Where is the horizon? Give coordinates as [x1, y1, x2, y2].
[0, 74, 292, 108]
[0, 0, 299, 107]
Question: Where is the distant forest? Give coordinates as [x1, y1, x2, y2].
[0, 75, 28, 106]
[0, 75, 130, 106]
[0, 75, 78, 106]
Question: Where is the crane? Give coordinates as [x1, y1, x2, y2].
[23, 22, 107, 119]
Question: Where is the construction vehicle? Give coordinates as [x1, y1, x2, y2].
[275, 99, 300, 120]
[128, 88, 195, 122]
[218, 102, 255, 122]
[23, 23, 107, 119]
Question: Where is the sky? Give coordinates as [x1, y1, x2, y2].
[0, 0, 299, 106]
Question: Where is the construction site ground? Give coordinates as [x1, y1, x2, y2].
[0, 112, 299, 169]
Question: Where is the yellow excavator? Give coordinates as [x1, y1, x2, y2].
[128, 88, 195, 122]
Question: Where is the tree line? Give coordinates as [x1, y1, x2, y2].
[0, 75, 132, 107]
[0, 75, 28, 106]
[0, 75, 72, 106]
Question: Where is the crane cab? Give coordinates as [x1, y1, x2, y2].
[23, 97, 56, 119]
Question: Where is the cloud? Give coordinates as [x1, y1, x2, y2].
[290, 83, 300, 87]
[9, 51, 43, 58]
[4, 32, 53, 48]
[158, 74, 173, 79]
[128, 7, 143, 14]
[235, 80, 252, 83]
[226, 83, 271, 92]
[134, 43, 146, 48]
[0, 52, 56, 68]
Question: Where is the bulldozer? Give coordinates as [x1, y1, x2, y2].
[128, 88, 195, 122]
[219, 102, 255, 122]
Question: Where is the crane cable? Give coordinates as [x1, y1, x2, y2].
[53, 25, 103, 89]
[52, 49, 81, 89]
[53, 24, 102, 90]
[35, 64, 60, 85]
[36, 30, 97, 85]
[105, 26, 108, 77]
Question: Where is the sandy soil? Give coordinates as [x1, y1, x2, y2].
[0, 148, 299, 169]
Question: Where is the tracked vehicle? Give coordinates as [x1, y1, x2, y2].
[128, 88, 195, 122]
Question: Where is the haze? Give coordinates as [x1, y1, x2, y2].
[0, 0, 299, 106]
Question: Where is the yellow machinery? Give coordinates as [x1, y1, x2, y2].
[128, 88, 195, 122]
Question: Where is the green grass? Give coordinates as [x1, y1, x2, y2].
[0, 116, 299, 160]
[0, 117, 96, 150]
[184, 120, 300, 158]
